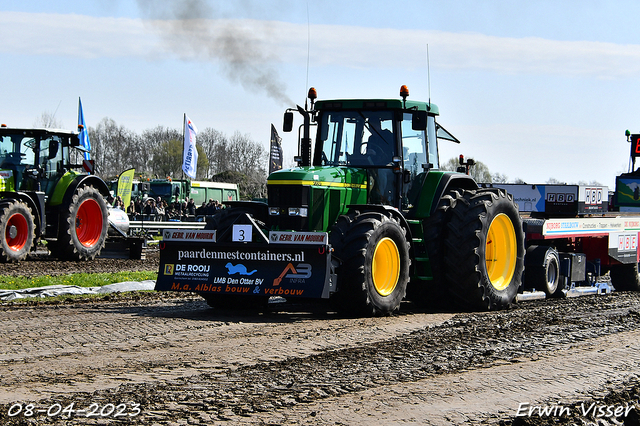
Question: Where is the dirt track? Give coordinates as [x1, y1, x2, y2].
[1, 252, 640, 425]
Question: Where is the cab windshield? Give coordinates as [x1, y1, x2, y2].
[0, 133, 37, 167]
[317, 111, 396, 167]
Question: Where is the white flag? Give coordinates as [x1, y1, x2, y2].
[182, 114, 198, 179]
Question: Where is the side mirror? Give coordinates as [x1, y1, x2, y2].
[412, 111, 427, 131]
[48, 140, 59, 159]
[283, 112, 294, 132]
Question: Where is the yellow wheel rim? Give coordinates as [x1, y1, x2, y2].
[485, 213, 517, 291]
[372, 237, 400, 296]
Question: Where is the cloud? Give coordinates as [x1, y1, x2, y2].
[0, 12, 160, 59]
[2, 11, 640, 80]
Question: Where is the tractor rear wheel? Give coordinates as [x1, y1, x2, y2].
[57, 186, 108, 260]
[0, 200, 35, 262]
[609, 263, 640, 292]
[443, 188, 525, 310]
[331, 211, 410, 316]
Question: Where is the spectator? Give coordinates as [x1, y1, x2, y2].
[114, 196, 125, 210]
[196, 202, 206, 216]
[156, 199, 165, 221]
[143, 198, 157, 220]
[134, 198, 143, 216]
[187, 198, 196, 216]
[127, 201, 138, 220]
[205, 199, 216, 215]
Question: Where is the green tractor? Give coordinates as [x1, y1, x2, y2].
[160, 86, 525, 314]
[0, 127, 109, 262]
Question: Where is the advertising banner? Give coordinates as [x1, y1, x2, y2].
[116, 168, 135, 207]
[156, 241, 332, 299]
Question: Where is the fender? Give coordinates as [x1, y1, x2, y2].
[60, 175, 110, 208]
[344, 203, 414, 246]
[408, 171, 478, 219]
[429, 172, 478, 215]
[46, 174, 109, 239]
[49, 172, 110, 207]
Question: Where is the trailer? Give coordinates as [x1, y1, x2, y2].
[156, 87, 640, 314]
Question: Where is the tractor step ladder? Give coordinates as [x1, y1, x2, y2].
[406, 219, 432, 281]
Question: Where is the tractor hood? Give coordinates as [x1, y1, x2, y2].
[266, 166, 369, 232]
[267, 166, 368, 189]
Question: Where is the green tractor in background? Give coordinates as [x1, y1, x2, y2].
[204, 86, 525, 314]
[0, 127, 109, 262]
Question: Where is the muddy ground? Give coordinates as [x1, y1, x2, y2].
[0, 250, 639, 425]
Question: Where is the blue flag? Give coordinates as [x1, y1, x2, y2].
[78, 97, 91, 161]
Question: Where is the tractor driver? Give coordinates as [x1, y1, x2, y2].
[365, 118, 396, 204]
[366, 119, 394, 166]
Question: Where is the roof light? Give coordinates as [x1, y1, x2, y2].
[400, 85, 409, 100]
[308, 87, 317, 101]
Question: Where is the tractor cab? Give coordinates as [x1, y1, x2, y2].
[309, 86, 459, 210]
[0, 129, 71, 195]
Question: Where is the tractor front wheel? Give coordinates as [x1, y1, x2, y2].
[0, 201, 35, 262]
[57, 186, 108, 260]
[331, 211, 410, 316]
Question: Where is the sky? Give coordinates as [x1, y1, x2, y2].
[2, 0, 640, 188]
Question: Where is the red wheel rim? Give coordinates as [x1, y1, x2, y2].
[6, 213, 28, 251]
[75, 199, 103, 247]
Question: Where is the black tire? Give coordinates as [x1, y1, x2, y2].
[609, 263, 640, 291]
[57, 186, 109, 260]
[330, 211, 410, 316]
[406, 189, 459, 308]
[525, 245, 563, 297]
[0, 200, 35, 262]
[204, 207, 266, 241]
[443, 188, 525, 310]
[129, 239, 144, 260]
[203, 206, 268, 308]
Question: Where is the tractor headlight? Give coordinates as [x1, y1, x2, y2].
[269, 207, 280, 216]
[288, 207, 308, 217]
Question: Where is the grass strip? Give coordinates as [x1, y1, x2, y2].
[0, 271, 158, 290]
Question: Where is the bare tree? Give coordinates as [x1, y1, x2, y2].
[90, 118, 136, 179]
[139, 126, 180, 175]
[546, 177, 565, 185]
[492, 172, 509, 183]
[33, 111, 63, 129]
[441, 156, 493, 183]
[152, 139, 183, 178]
[197, 127, 227, 178]
[80, 117, 266, 197]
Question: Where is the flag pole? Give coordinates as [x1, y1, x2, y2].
[182, 113, 185, 182]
